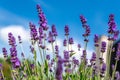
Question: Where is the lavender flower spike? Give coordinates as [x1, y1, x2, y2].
[64, 25, 69, 36]
[101, 41, 106, 53]
[56, 57, 63, 80]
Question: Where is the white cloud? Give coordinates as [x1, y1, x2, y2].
[0, 53, 4, 58]
[0, 25, 30, 43]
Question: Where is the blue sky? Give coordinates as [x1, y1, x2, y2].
[0, 0, 120, 58]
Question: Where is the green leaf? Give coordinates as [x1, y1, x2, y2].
[70, 52, 76, 57]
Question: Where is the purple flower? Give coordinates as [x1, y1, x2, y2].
[38, 27, 44, 39]
[56, 57, 63, 80]
[55, 45, 59, 54]
[30, 64, 34, 69]
[8, 33, 16, 46]
[30, 46, 34, 53]
[14, 60, 21, 68]
[94, 34, 99, 47]
[65, 68, 72, 74]
[101, 63, 106, 74]
[29, 22, 38, 41]
[78, 44, 81, 51]
[108, 14, 116, 34]
[10, 46, 21, 68]
[0, 64, 2, 70]
[48, 31, 55, 43]
[90, 52, 96, 62]
[36, 4, 48, 31]
[72, 57, 79, 65]
[52, 24, 58, 36]
[2, 48, 8, 58]
[80, 15, 87, 25]
[46, 55, 50, 60]
[80, 15, 90, 43]
[82, 50, 87, 57]
[63, 39, 67, 46]
[64, 50, 69, 60]
[69, 37, 74, 44]
[113, 30, 119, 40]
[18, 35, 22, 43]
[84, 38, 89, 42]
[115, 71, 120, 80]
[82, 25, 90, 37]
[101, 41, 106, 53]
[64, 25, 69, 36]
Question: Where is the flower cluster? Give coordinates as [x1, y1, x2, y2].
[37, 4, 48, 31]
[80, 15, 90, 42]
[108, 14, 119, 41]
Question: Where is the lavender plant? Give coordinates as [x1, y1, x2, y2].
[0, 4, 120, 80]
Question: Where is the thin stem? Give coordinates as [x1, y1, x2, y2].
[25, 60, 31, 76]
[111, 59, 118, 80]
[84, 41, 88, 50]
[37, 41, 44, 64]
[66, 35, 69, 51]
[0, 69, 5, 80]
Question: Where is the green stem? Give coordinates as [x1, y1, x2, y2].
[66, 35, 69, 51]
[37, 41, 44, 64]
[111, 59, 118, 80]
[0, 69, 5, 80]
[84, 41, 88, 50]
[25, 60, 31, 76]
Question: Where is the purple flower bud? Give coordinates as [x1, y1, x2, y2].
[115, 71, 120, 80]
[64, 50, 69, 60]
[2, 48, 8, 58]
[52, 24, 58, 36]
[56, 58, 63, 80]
[46, 55, 50, 60]
[30, 64, 34, 69]
[80, 15, 87, 24]
[116, 43, 120, 60]
[69, 37, 74, 44]
[18, 35, 22, 43]
[21, 52, 24, 58]
[55, 45, 59, 54]
[101, 63, 106, 74]
[82, 25, 90, 37]
[65, 68, 72, 74]
[64, 25, 69, 36]
[29, 22, 38, 41]
[8, 33, 16, 46]
[108, 14, 116, 34]
[113, 30, 119, 40]
[0, 64, 2, 70]
[94, 34, 99, 47]
[101, 41, 106, 53]
[84, 38, 89, 42]
[90, 52, 96, 62]
[38, 27, 44, 39]
[63, 39, 67, 46]
[36, 4, 48, 31]
[14, 60, 21, 68]
[30, 46, 34, 53]
[48, 31, 55, 43]
[72, 58, 79, 65]
[78, 44, 81, 51]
